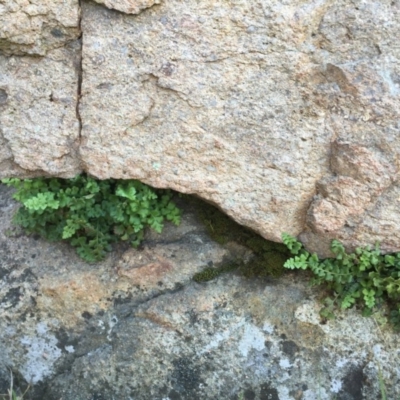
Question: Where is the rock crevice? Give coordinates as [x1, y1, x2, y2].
[75, 0, 84, 154]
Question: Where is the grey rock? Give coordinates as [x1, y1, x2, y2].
[0, 184, 400, 400]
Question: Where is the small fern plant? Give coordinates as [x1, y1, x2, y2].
[2, 175, 181, 262]
[282, 233, 400, 330]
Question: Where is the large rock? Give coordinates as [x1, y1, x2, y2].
[1, 185, 400, 399]
[79, 0, 332, 246]
[1, 0, 400, 252]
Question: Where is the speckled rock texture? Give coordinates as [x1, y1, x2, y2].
[0, 184, 400, 400]
[92, 0, 161, 14]
[0, 44, 82, 178]
[1, 0, 400, 254]
[0, 0, 80, 56]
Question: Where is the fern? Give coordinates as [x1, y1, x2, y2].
[2, 175, 181, 263]
[282, 233, 400, 330]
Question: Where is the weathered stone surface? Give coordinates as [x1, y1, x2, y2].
[0, 44, 82, 177]
[93, 0, 161, 14]
[0, 188, 230, 384]
[0, 0, 80, 56]
[44, 277, 400, 400]
[1, 186, 400, 399]
[304, 139, 400, 255]
[1, 0, 400, 253]
[79, 0, 331, 245]
[78, 0, 400, 253]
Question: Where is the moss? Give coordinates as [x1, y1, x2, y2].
[193, 261, 240, 283]
[240, 252, 288, 278]
[192, 197, 246, 245]
[188, 196, 290, 282]
[244, 236, 288, 255]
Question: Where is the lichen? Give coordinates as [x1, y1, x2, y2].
[188, 197, 290, 282]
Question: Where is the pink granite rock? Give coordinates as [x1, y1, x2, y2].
[0, 0, 80, 56]
[1, 0, 400, 254]
[92, 0, 161, 14]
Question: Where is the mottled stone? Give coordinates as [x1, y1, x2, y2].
[0, 0, 80, 56]
[308, 198, 349, 234]
[317, 176, 371, 213]
[78, 0, 400, 253]
[92, 0, 161, 14]
[330, 141, 397, 194]
[1, 0, 400, 253]
[304, 140, 400, 255]
[0, 44, 82, 177]
[1, 186, 400, 399]
[79, 0, 331, 244]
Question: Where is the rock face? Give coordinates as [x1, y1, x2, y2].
[0, 0, 80, 56]
[0, 45, 82, 178]
[1, 0, 400, 253]
[0, 0, 82, 178]
[1, 185, 400, 400]
[92, 0, 161, 14]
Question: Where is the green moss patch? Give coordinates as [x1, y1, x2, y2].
[189, 197, 290, 282]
